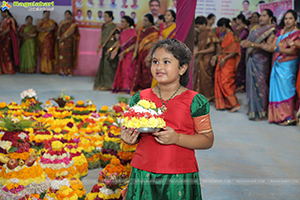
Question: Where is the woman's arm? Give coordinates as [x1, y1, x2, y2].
[0, 29, 10, 37]
[131, 39, 139, 62]
[198, 43, 215, 54]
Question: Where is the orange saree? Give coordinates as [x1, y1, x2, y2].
[215, 32, 241, 110]
[0, 17, 19, 74]
[37, 19, 57, 74]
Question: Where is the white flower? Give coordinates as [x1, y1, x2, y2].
[10, 178, 19, 184]
[11, 117, 20, 123]
[100, 187, 115, 195]
[18, 132, 27, 140]
[20, 88, 37, 99]
[51, 178, 70, 190]
[96, 147, 102, 151]
[86, 100, 93, 105]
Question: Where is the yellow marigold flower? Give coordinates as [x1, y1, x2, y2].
[137, 99, 151, 109]
[51, 141, 64, 150]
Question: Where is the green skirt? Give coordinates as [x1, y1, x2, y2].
[125, 167, 202, 200]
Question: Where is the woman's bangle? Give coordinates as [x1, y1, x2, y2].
[125, 49, 129, 53]
[221, 58, 226, 62]
[97, 45, 101, 49]
[109, 47, 113, 51]
[274, 46, 279, 52]
[176, 133, 180, 145]
[133, 52, 137, 56]
[251, 43, 254, 48]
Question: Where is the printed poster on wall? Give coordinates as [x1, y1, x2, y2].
[259, 0, 294, 22]
[72, 0, 174, 29]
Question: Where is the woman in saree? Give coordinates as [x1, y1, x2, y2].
[193, 16, 219, 102]
[111, 16, 137, 93]
[211, 18, 241, 112]
[263, 10, 300, 125]
[234, 14, 249, 93]
[0, 10, 19, 75]
[36, 11, 57, 74]
[19, 15, 37, 73]
[94, 11, 120, 91]
[249, 12, 260, 31]
[130, 14, 159, 95]
[241, 9, 275, 121]
[207, 14, 221, 38]
[56, 10, 80, 76]
[151, 10, 176, 87]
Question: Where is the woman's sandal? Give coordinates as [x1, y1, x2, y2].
[278, 119, 297, 126]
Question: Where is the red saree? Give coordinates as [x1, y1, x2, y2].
[111, 28, 137, 93]
[0, 17, 19, 74]
[130, 26, 159, 95]
[56, 20, 80, 76]
[215, 32, 241, 110]
[37, 19, 57, 74]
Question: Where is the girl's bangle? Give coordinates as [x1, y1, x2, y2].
[176, 133, 180, 145]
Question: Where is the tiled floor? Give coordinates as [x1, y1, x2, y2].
[1, 74, 299, 199]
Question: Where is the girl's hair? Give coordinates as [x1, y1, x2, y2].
[3, 10, 18, 27]
[158, 14, 165, 22]
[237, 14, 247, 25]
[26, 15, 33, 21]
[252, 12, 260, 18]
[122, 16, 134, 27]
[105, 11, 114, 20]
[217, 18, 234, 32]
[195, 16, 207, 25]
[65, 10, 72, 16]
[144, 13, 154, 25]
[279, 9, 297, 29]
[232, 18, 237, 22]
[207, 13, 215, 20]
[150, 39, 192, 87]
[166, 10, 176, 22]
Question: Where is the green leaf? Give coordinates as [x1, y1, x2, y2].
[8, 146, 18, 153]
[81, 122, 89, 129]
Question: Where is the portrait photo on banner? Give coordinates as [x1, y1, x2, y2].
[72, 0, 176, 29]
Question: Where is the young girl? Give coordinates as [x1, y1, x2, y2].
[121, 39, 214, 200]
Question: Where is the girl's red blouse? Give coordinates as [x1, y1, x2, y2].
[129, 88, 210, 174]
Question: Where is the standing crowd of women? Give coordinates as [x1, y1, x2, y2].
[193, 9, 300, 126]
[93, 9, 177, 95]
[0, 9, 80, 76]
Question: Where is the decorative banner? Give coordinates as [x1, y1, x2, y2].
[258, 0, 294, 22]
[72, 0, 173, 29]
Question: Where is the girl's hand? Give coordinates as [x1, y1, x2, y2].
[121, 126, 139, 145]
[152, 126, 179, 145]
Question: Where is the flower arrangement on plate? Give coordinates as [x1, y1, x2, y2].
[123, 100, 166, 132]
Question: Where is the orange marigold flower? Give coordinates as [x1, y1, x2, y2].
[101, 105, 109, 111]
[65, 96, 70, 101]
[0, 102, 7, 108]
[77, 100, 84, 105]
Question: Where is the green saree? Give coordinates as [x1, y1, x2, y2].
[94, 22, 119, 89]
[19, 25, 37, 73]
